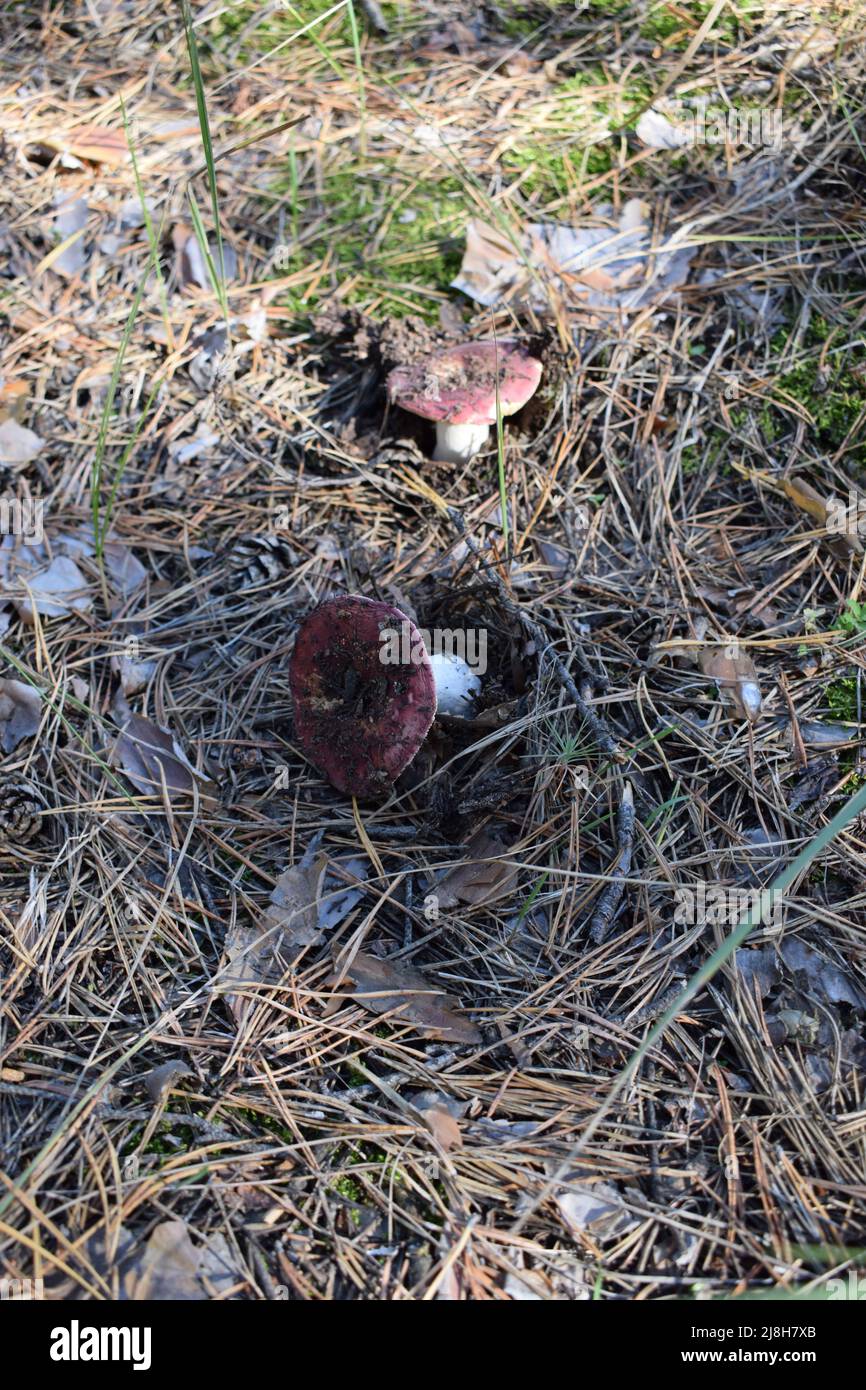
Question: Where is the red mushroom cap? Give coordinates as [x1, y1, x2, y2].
[290, 594, 436, 799]
[387, 340, 542, 425]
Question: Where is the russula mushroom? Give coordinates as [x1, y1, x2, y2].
[291, 595, 483, 798]
[387, 339, 542, 464]
[291, 595, 435, 799]
[428, 650, 481, 717]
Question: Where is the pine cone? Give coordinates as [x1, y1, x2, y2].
[224, 534, 300, 589]
[372, 437, 427, 471]
[0, 780, 44, 844]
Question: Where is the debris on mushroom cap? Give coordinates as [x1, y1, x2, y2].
[386, 340, 542, 425]
[290, 595, 436, 799]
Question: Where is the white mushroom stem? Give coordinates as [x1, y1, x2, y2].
[433, 420, 490, 464]
[429, 651, 482, 717]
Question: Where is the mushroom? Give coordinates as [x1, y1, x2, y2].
[387, 339, 542, 464]
[290, 595, 483, 798]
[428, 650, 481, 717]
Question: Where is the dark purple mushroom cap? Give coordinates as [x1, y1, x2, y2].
[290, 594, 436, 799]
[387, 339, 542, 425]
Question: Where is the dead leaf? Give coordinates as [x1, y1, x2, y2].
[635, 106, 694, 148]
[452, 200, 694, 322]
[111, 709, 218, 805]
[780, 938, 866, 1011]
[783, 476, 865, 556]
[50, 194, 89, 277]
[37, 126, 127, 166]
[556, 1180, 638, 1241]
[0, 380, 31, 426]
[435, 829, 520, 909]
[102, 541, 148, 597]
[265, 854, 327, 948]
[415, 1100, 463, 1152]
[223, 853, 327, 1021]
[85, 1219, 242, 1300]
[535, 537, 573, 576]
[0, 418, 43, 467]
[327, 948, 480, 1044]
[736, 464, 863, 555]
[142, 1060, 194, 1105]
[0, 677, 42, 752]
[111, 645, 157, 696]
[8, 553, 93, 622]
[699, 643, 762, 722]
[175, 225, 238, 289]
[318, 857, 367, 929]
[782, 476, 831, 526]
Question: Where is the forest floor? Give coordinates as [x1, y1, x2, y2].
[1, 0, 865, 1301]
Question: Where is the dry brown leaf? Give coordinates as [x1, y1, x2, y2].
[49, 194, 89, 277]
[0, 677, 42, 752]
[83, 1218, 241, 1299]
[435, 828, 520, 909]
[173, 225, 238, 289]
[699, 644, 762, 722]
[556, 1180, 638, 1241]
[142, 1061, 194, 1105]
[111, 650, 157, 697]
[420, 1104, 463, 1152]
[452, 201, 694, 322]
[111, 709, 218, 806]
[19, 555, 92, 621]
[783, 476, 863, 554]
[535, 537, 573, 576]
[782, 476, 831, 525]
[223, 854, 327, 1022]
[328, 948, 481, 1044]
[38, 125, 128, 166]
[103, 541, 148, 597]
[265, 855, 327, 946]
[739, 465, 863, 555]
[0, 544, 93, 621]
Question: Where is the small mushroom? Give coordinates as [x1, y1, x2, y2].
[387, 339, 542, 464]
[429, 651, 481, 717]
[290, 596, 483, 797]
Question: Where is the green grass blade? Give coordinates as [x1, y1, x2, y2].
[179, 0, 229, 323]
[188, 188, 228, 311]
[120, 94, 173, 347]
[346, 1, 367, 160]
